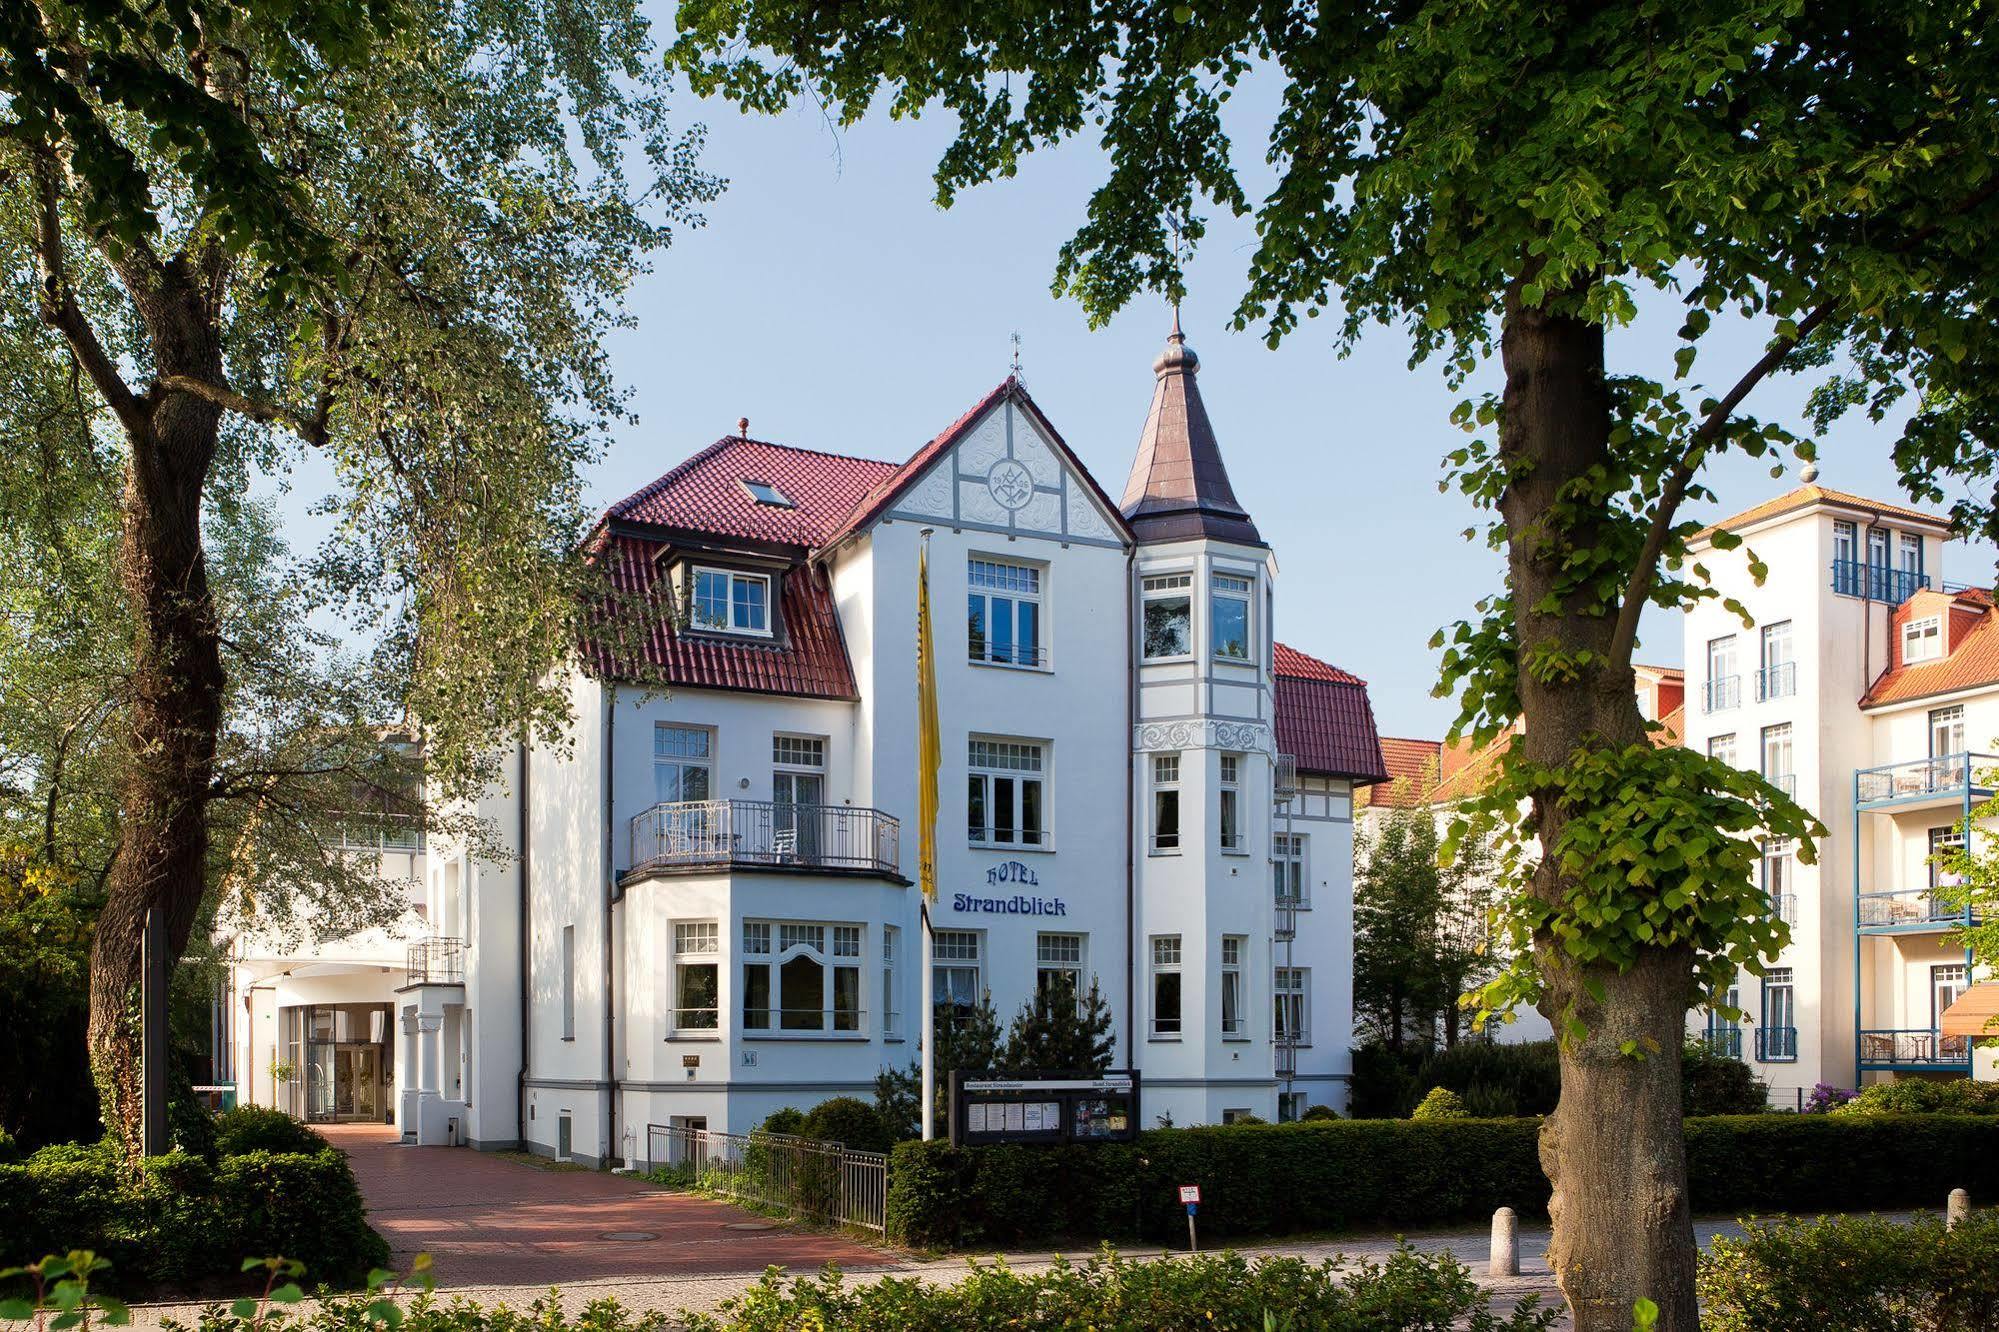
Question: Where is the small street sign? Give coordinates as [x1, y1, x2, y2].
[1179, 1184, 1201, 1252]
[1178, 1184, 1201, 1204]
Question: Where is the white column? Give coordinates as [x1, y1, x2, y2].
[418, 1014, 442, 1094]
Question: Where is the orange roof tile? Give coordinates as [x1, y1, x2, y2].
[1693, 484, 1950, 543]
[1862, 587, 1999, 707]
[1356, 736, 1444, 808]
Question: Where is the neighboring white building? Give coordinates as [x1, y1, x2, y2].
[1684, 470, 1996, 1097]
[221, 326, 1389, 1159]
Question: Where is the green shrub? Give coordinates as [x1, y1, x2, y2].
[1698, 1213, 1999, 1331]
[213, 1105, 325, 1157]
[0, 1128, 20, 1164]
[888, 1114, 1999, 1249]
[798, 1097, 893, 1154]
[681, 1245, 1556, 1332]
[1682, 1042, 1768, 1115]
[1350, 1039, 1561, 1118]
[1300, 1104, 1340, 1121]
[1833, 1079, 1999, 1117]
[758, 1107, 807, 1136]
[1459, 1081, 1520, 1118]
[1411, 1088, 1469, 1120]
[0, 1138, 385, 1292]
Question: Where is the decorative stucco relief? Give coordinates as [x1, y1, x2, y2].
[1011, 416, 1062, 487]
[957, 410, 1009, 479]
[1132, 720, 1274, 753]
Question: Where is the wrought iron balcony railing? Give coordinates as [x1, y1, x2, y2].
[967, 640, 1049, 668]
[1832, 560, 1929, 604]
[1754, 1026, 1798, 1062]
[1755, 662, 1797, 701]
[1273, 753, 1299, 802]
[1770, 893, 1798, 926]
[1859, 1027, 1970, 1068]
[405, 935, 465, 984]
[1698, 1026, 1743, 1059]
[1703, 675, 1741, 713]
[1857, 888, 1974, 930]
[628, 799, 902, 879]
[1855, 752, 1997, 806]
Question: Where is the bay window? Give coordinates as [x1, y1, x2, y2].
[672, 921, 719, 1031]
[741, 920, 863, 1033]
[1142, 574, 1192, 658]
[1211, 573, 1252, 660]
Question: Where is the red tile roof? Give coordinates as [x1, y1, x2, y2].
[1272, 642, 1389, 783]
[586, 534, 861, 699]
[1862, 586, 1999, 707]
[1358, 736, 1444, 808]
[1693, 484, 1950, 543]
[608, 436, 901, 546]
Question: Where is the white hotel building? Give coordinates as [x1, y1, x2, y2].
[221, 325, 1389, 1161]
[1684, 470, 1997, 1095]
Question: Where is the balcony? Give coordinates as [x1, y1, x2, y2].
[1857, 888, 1974, 933]
[1755, 662, 1797, 702]
[1770, 893, 1798, 926]
[1765, 772, 1797, 799]
[1754, 1026, 1798, 1062]
[626, 800, 904, 882]
[1832, 560, 1929, 604]
[405, 936, 464, 985]
[1274, 1039, 1300, 1077]
[1858, 1027, 1971, 1072]
[1697, 1027, 1743, 1059]
[1274, 753, 1299, 803]
[1854, 752, 1998, 808]
[1703, 676, 1741, 714]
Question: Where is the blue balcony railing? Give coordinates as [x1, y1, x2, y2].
[1854, 752, 1998, 806]
[1703, 676, 1741, 713]
[1698, 1027, 1743, 1059]
[1832, 560, 1929, 603]
[1755, 662, 1797, 701]
[1754, 1026, 1798, 1062]
[1858, 1027, 1970, 1070]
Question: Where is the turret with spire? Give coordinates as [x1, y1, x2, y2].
[1120, 313, 1262, 546]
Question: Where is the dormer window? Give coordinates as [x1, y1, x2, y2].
[741, 479, 793, 508]
[689, 566, 772, 636]
[1904, 615, 1942, 664]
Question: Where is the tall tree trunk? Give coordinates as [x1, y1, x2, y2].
[86, 269, 226, 1158]
[1499, 286, 1699, 1330]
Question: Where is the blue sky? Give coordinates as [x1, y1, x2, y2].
[586, 76, 1996, 740]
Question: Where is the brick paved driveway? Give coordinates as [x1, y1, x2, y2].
[324, 1124, 886, 1291]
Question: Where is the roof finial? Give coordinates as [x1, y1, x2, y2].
[738, 416, 749, 439]
[1800, 457, 1820, 484]
[1009, 331, 1023, 381]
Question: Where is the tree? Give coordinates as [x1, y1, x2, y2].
[2, 0, 718, 1153]
[669, 5, 1996, 1325]
[877, 990, 1005, 1136]
[1356, 803, 1501, 1051]
[1003, 976, 1116, 1075]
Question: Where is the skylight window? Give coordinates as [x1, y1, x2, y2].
[742, 479, 793, 508]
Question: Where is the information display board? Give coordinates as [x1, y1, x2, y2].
[949, 1070, 1140, 1146]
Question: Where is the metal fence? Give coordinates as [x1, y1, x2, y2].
[645, 1122, 889, 1235]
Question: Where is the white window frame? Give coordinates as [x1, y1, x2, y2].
[1211, 573, 1254, 661]
[1761, 723, 1794, 784]
[1833, 520, 1857, 567]
[1761, 968, 1796, 1062]
[968, 737, 1048, 848]
[1150, 935, 1183, 1038]
[671, 921, 720, 1034]
[1759, 621, 1796, 699]
[1220, 935, 1247, 1039]
[1035, 932, 1085, 1001]
[967, 557, 1047, 669]
[1273, 832, 1308, 907]
[1141, 573, 1194, 660]
[653, 724, 714, 805]
[1707, 733, 1737, 767]
[1219, 752, 1246, 854]
[740, 919, 865, 1037]
[1150, 753, 1181, 854]
[687, 564, 773, 637]
[1931, 704, 1965, 758]
[882, 926, 902, 1040]
[1274, 967, 1310, 1046]
[1900, 531, 1925, 576]
[933, 928, 983, 1026]
[1903, 615, 1943, 664]
[560, 924, 576, 1041]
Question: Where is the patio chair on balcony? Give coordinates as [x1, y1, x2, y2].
[772, 828, 798, 864]
[1861, 1032, 1896, 1064]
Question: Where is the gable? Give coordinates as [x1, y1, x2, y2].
[883, 392, 1126, 547]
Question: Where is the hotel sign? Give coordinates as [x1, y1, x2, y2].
[953, 860, 1066, 916]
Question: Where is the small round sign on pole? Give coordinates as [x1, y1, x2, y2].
[1178, 1184, 1201, 1252]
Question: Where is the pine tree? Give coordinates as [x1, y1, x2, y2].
[1002, 976, 1116, 1075]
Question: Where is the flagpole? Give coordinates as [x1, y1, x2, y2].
[916, 527, 940, 1141]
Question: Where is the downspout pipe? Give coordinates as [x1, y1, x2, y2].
[604, 684, 619, 1166]
[517, 737, 532, 1151]
[1124, 544, 1138, 1066]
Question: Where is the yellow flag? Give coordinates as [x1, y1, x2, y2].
[916, 536, 941, 901]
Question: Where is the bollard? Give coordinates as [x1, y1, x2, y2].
[1490, 1206, 1519, 1276]
[1948, 1188, 1970, 1229]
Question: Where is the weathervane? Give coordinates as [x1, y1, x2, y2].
[1010, 331, 1023, 382]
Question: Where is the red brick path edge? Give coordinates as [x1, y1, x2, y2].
[321, 1124, 888, 1290]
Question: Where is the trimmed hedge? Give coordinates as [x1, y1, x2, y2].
[0, 1129, 387, 1291]
[888, 1114, 1999, 1248]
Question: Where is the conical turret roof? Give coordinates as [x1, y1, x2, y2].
[1119, 315, 1261, 545]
